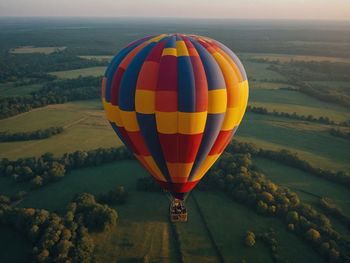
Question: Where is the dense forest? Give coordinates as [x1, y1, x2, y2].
[0, 51, 105, 83]
[0, 192, 118, 262]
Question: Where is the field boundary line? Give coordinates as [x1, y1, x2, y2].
[63, 116, 89, 129]
[168, 221, 185, 263]
[191, 193, 225, 263]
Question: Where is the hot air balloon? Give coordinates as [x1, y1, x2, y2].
[102, 34, 248, 221]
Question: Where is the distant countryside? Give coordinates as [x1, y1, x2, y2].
[0, 18, 350, 263]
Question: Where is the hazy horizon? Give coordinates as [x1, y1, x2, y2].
[0, 0, 349, 21]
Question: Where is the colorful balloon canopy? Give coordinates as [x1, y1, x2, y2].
[102, 33, 248, 200]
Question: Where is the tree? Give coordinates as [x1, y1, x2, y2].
[49, 162, 65, 180]
[287, 224, 295, 231]
[261, 192, 274, 203]
[286, 211, 299, 223]
[257, 200, 268, 214]
[306, 228, 321, 241]
[37, 249, 50, 262]
[245, 231, 256, 247]
[31, 176, 43, 188]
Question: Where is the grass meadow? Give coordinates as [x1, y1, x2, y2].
[49, 66, 106, 79]
[0, 100, 121, 159]
[236, 112, 350, 171]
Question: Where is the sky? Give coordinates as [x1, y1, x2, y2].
[0, 0, 349, 20]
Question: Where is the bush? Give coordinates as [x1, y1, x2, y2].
[245, 231, 256, 247]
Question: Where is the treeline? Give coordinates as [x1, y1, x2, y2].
[228, 141, 350, 188]
[0, 127, 64, 142]
[267, 63, 350, 108]
[319, 198, 350, 229]
[247, 105, 349, 127]
[264, 59, 350, 82]
[288, 61, 350, 81]
[296, 80, 350, 109]
[197, 150, 349, 261]
[98, 186, 128, 205]
[0, 192, 117, 262]
[258, 149, 350, 187]
[0, 146, 133, 188]
[329, 128, 350, 140]
[0, 52, 105, 83]
[0, 76, 101, 119]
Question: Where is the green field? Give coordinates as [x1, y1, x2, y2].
[236, 112, 350, 171]
[248, 89, 350, 122]
[0, 82, 42, 97]
[0, 176, 28, 196]
[17, 161, 177, 262]
[13, 160, 323, 263]
[0, 227, 32, 263]
[49, 66, 106, 79]
[242, 61, 287, 82]
[195, 191, 322, 263]
[10, 46, 66, 54]
[244, 52, 350, 63]
[175, 197, 220, 263]
[1, 18, 350, 263]
[0, 100, 121, 159]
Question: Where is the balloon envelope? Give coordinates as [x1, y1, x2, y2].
[102, 34, 249, 199]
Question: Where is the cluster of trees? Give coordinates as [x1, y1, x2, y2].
[71, 193, 118, 232]
[0, 192, 28, 205]
[329, 128, 350, 140]
[247, 105, 348, 127]
[0, 146, 133, 188]
[98, 186, 128, 205]
[0, 192, 117, 262]
[197, 150, 349, 261]
[245, 229, 281, 261]
[0, 52, 105, 83]
[0, 76, 101, 119]
[0, 127, 64, 142]
[228, 141, 350, 188]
